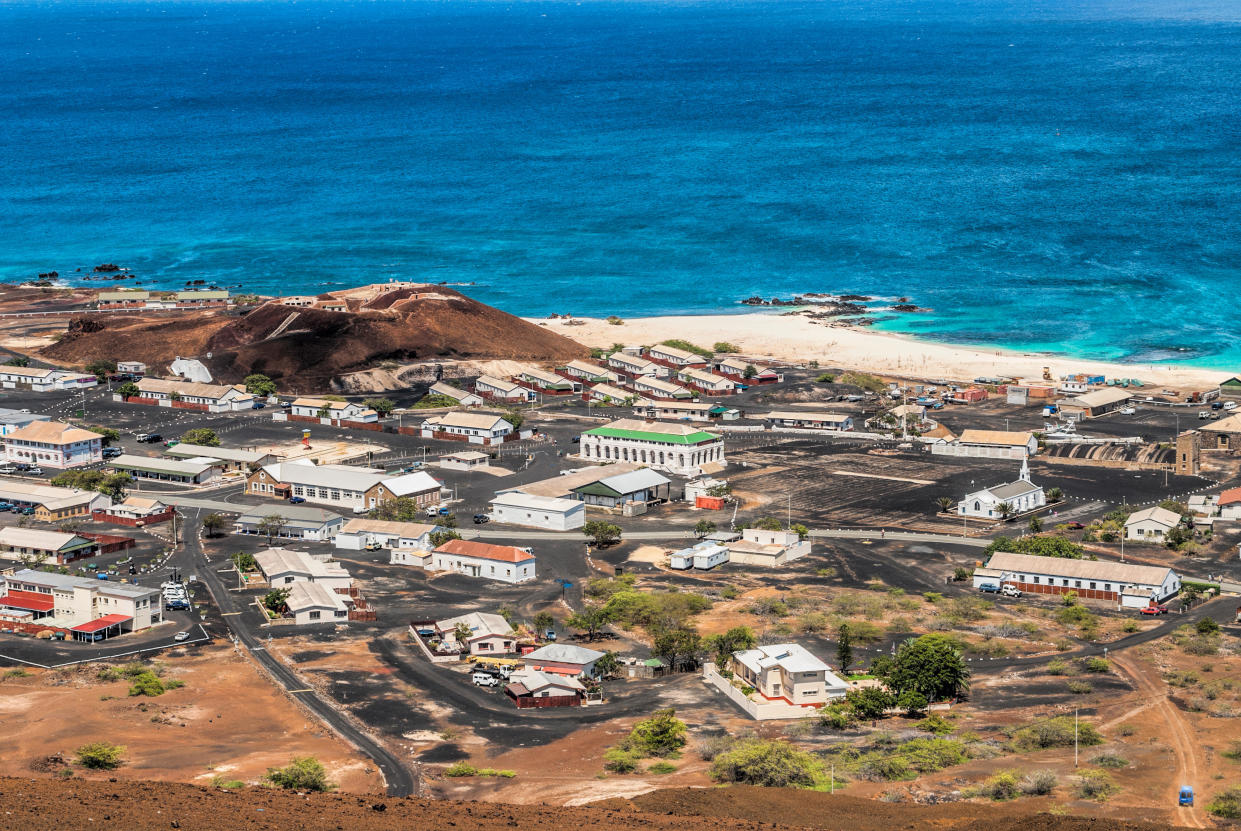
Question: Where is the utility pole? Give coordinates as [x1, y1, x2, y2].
[1074, 707, 1079, 767]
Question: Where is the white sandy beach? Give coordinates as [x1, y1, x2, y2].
[533, 313, 1230, 390]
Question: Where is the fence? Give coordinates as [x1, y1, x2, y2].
[507, 691, 581, 708]
[701, 662, 824, 721]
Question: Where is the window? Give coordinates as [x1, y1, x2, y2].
[1089, 582, 1096, 590]
[1074, 580, 1081, 588]
[309, 611, 321, 621]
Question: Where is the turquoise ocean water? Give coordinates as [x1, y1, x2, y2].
[1, 0, 1239, 366]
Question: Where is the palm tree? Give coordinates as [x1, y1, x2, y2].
[935, 496, 955, 513]
[1046, 487, 1064, 503]
[997, 502, 1014, 521]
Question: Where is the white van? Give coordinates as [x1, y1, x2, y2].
[471, 672, 501, 687]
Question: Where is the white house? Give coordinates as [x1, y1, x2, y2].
[561, 360, 621, 384]
[428, 539, 536, 584]
[421, 412, 514, 444]
[729, 643, 848, 708]
[429, 382, 483, 407]
[668, 541, 730, 570]
[523, 643, 606, 678]
[0, 408, 50, 437]
[116, 361, 147, 375]
[289, 398, 378, 422]
[434, 612, 516, 655]
[440, 450, 491, 471]
[2, 421, 102, 469]
[366, 471, 443, 509]
[516, 367, 579, 393]
[109, 454, 217, 485]
[633, 376, 695, 400]
[586, 383, 638, 405]
[957, 458, 1045, 519]
[974, 550, 1180, 608]
[764, 411, 853, 431]
[131, 378, 254, 412]
[607, 352, 664, 379]
[678, 367, 736, 394]
[488, 492, 584, 530]
[0, 569, 162, 639]
[335, 518, 437, 551]
[474, 375, 531, 402]
[1124, 506, 1183, 542]
[717, 358, 782, 383]
[253, 547, 353, 591]
[578, 419, 725, 477]
[233, 506, 345, 541]
[725, 528, 811, 567]
[0, 366, 98, 392]
[933, 429, 1039, 460]
[284, 581, 354, 625]
[648, 344, 708, 368]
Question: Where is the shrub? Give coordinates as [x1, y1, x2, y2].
[647, 761, 677, 774]
[603, 747, 641, 773]
[623, 708, 687, 757]
[1074, 768, 1116, 801]
[1020, 770, 1058, 795]
[1009, 717, 1103, 752]
[128, 671, 172, 697]
[75, 742, 125, 770]
[709, 739, 823, 788]
[1081, 657, 1110, 673]
[264, 757, 335, 792]
[3, 668, 30, 679]
[916, 713, 955, 735]
[1045, 658, 1075, 677]
[443, 762, 477, 777]
[974, 770, 1020, 801]
[1066, 680, 1093, 695]
[1208, 786, 1241, 819]
[1089, 754, 1129, 769]
[695, 735, 737, 761]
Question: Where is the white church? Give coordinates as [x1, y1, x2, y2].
[957, 457, 1046, 520]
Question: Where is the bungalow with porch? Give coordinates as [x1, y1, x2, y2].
[561, 360, 621, 385]
[335, 518, 437, 551]
[0, 366, 98, 392]
[253, 547, 353, 591]
[289, 398, 378, 422]
[764, 411, 853, 431]
[522, 643, 606, 678]
[284, 581, 355, 625]
[973, 551, 1180, 608]
[631, 399, 734, 423]
[729, 643, 847, 709]
[717, 357, 782, 383]
[0, 527, 98, 565]
[517, 367, 579, 394]
[234, 506, 344, 541]
[648, 344, 708, 369]
[633, 376, 695, 400]
[586, 383, 639, 405]
[130, 378, 254, 412]
[474, 375, 532, 402]
[164, 443, 276, 472]
[428, 382, 483, 407]
[677, 367, 737, 395]
[434, 611, 516, 656]
[505, 669, 585, 708]
[109, 454, 216, 485]
[420, 412, 514, 445]
[606, 352, 664, 379]
[428, 538, 537, 583]
[92, 496, 173, 526]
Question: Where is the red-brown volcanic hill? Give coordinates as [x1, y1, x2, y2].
[0, 779, 1183, 831]
[40, 286, 587, 390]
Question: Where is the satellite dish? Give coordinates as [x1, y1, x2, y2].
[206, 352, 213, 359]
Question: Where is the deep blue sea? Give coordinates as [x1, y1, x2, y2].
[2, 0, 1240, 366]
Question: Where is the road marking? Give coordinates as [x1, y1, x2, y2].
[220, 611, 244, 616]
[288, 688, 314, 693]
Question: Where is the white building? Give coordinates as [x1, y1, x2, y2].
[1124, 505, 1183, 542]
[253, 547, 353, 591]
[633, 376, 695, 400]
[578, 419, 725, 477]
[433, 612, 516, 656]
[335, 518, 437, 551]
[764, 411, 854, 431]
[973, 550, 1181, 608]
[440, 450, 491, 471]
[284, 581, 354, 625]
[607, 352, 664, 379]
[117, 361, 147, 375]
[668, 541, 730, 570]
[725, 528, 811, 567]
[233, 506, 345, 541]
[0, 366, 98, 392]
[429, 382, 483, 407]
[957, 458, 1045, 519]
[0, 408, 50, 437]
[488, 492, 585, 531]
[246, 459, 386, 511]
[729, 643, 848, 708]
[2, 421, 102, 469]
[648, 344, 707, 368]
[0, 569, 162, 640]
[932, 429, 1039, 460]
[131, 378, 254, 412]
[474, 375, 531, 402]
[421, 412, 514, 444]
[678, 367, 736, 394]
[630, 399, 719, 422]
[561, 360, 621, 384]
[428, 539, 536, 583]
[586, 383, 638, 405]
[289, 398, 378, 422]
[110, 454, 217, 485]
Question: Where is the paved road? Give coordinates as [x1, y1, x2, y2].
[182, 509, 417, 797]
[464, 527, 993, 546]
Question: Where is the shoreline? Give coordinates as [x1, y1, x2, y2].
[535, 313, 1231, 390]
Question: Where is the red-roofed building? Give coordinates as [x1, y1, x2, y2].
[71, 613, 132, 640]
[1219, 487, 1241, 507]
[0, 590, 55, 614]
[429, 539, 536, 584]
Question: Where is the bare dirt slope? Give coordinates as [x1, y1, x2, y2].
[39, 285, 587, 389]
[0, 779, 1183, 831]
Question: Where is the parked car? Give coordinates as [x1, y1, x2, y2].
[977, 583, 1000, 593]
[1000, 585, 1022, 598]
[252, 401, 265, 409]
[1213, 401, 1225, 410]
[102, 447, 122, 458]
[26, 467, 43, 475]
[1118, 406, 1136, 415]
[1226, 401, 1238, 411]
[288, 496, 306, 504]
[471, 672, 501, 687]
[173, 631, 191, 642]
[438, 506, 451, 516]
[1139, 604, 1169, 616]
[1180, 786, 1195, 806]
[1065, 521, 1085, 530]
[134, 433, 151, 442]
[1199, 410, 1211, 419]
[425, 506, 438, 518]
[473, 514, 490, 524]
[0, 465, 16, 474]
[363, 541, 382, 551]
[279, 401, 292, 409]
[401, 463, 424, 472]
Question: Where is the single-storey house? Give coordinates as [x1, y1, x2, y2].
[1058, 388, 1133, 420]
[725, 528, 810, 567]
[97, 290, 150, 309]
[677, 367, 737, 394]
[764, 411, 854, 431]
[116, 361, 146, 375]
[0, 366, 98, 392]
[717, 358, 782, 383]
[284, 581, 354, 625]
[0, 477, 110, 520]
[335, 518, 437, 551]
[561, 360, 621, 385]
[440, 450, 491, 471]
[234, 506, 345, 541]
[253, 547, 353, 591]
[648, 344, 708, 368]
[434, 611, 516, 655]
[421, 412, 514, 444]
[109, 454, 217, 485]
[164, 443, 276, 472]
[571, 468, 672, 508]
[933, 429, 1038, 460]
[429, 382, 483, 407]
[505, 669, 585, 708]
[92, 496, 173, 526]
[289, 398, 378, 422]
[174, 289, 229, 307]
[633, 376, 695, 400]
[668, 541, 730, 570]
[428, 538, 537, 583]
[586, 383, 639, 405]
[475, 375, 532, 402]
[246, 459, 387, 511]
[487, 492, 584, 531]
[1124, 505, 1183, 541]
[523, 643, 606, 678]
[607, 352, 664, 379]
[974, 550, 1181, 607]
[0, 527, 98, 565]
[131, 378, 254, 412]
[517, 367, 579, 393]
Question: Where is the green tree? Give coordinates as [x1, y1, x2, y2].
[364, 397, 396, 417]
[835, 623, 853, 674]
[231, 551, 258, 572]
[84, 425, 120, 447]
[984, 534, 1083, 559]
[750, 516, 784, 531]
[98, 472, 131, 501]
[742, 364, 757, 380]
[595, 650, 621, 679]
[257, 514, 286, 543]
[583, 520, 622, 546]
[502, 409, 524, 430]
[624, 708, 687, 757]
[180, 427, 220, 447]
[712, 342, 739, 353]
[1028, 515, 1043, 533]
[264, 757, 335, 792]
[694, 519, 717, 538]
[243, 373, 278, 396]
[708, 739, 822, 788]
[369, 497, 425, 522]
[651, 624, 702, 670]
[790, 523, 809, 541]
[846, 687, 895, 722]
[1046, 487, 1064, 502]
[454, 621, 473, 646]
[706, 483, 731, 498]
[262, 588, 291, 613]
[936, 496, 955, 513]
[4, 356, 30, 367]
[533, 611, 555, 633]
[75, 742, 126, 770]
[877, 634, 970, 702]
[703, 626, 757, 666]
[897, 689, 929, 717]
[566, 605, 614, 640]
[116, 381, 140, 399]
[201, 513, 228, 537]
[169, 391, 182, 402]
[996, 502, 1013, 521]
[429, 529, 462, 547]
[86, 359, 116, 380]
[1197, 617, 1221, 635]
[316, 404, 331, 419]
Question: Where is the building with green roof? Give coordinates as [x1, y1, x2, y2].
[579, 419, 725, 477]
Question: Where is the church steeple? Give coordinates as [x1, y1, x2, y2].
[1019, 454, 1030, 482]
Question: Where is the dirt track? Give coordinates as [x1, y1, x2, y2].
[0, 779, 1189, 831]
